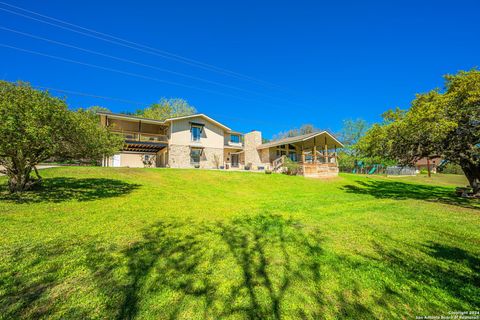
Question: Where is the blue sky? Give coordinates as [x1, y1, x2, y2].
[0, 0, 479, 138]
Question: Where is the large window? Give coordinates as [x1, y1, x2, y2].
[191, 125, 201, 142]
[230, 134, 240, 143]
[190, 148, 202, 164]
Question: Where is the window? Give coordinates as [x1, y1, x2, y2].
[230, 134, 240, 143]
[190, 148, 202, 164]
[289, 151, 297, 162]
[276, 150, 286, 157]
[191, 126, 201, 142]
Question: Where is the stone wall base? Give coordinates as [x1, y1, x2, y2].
[302, 164, 339, 178]
[168, 144, 224, 169]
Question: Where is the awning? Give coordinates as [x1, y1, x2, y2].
[123, 142, 167, 153]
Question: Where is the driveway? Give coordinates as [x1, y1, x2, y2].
[0, 165, 59, 176]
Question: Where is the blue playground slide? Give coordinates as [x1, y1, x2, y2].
[368, 165, 377, 175]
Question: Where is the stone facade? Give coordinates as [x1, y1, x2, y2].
[201, 147, 224, 169]
[168, 144, 223, 169]
[168, 145, 190, 168]
[244, 131, 269, 169]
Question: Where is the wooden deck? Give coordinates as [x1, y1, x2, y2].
[272, 156, 339, 178]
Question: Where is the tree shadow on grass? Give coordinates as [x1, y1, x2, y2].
[342, 180, 479, 209]
[369, 240, 480, 310]
[6, 216, 476, 319]
[0, 177, 140, 203]
[0, 241, 92, 319]
[85, 214, 335, 319]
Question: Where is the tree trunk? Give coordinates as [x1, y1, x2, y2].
[6, 164, 41, 193]
[460, 161, 480, 195]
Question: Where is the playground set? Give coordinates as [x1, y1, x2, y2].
[352, 160, 385, 175]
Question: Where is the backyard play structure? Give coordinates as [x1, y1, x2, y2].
[352, 160, 385, 175]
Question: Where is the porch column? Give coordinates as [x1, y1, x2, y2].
[324, 136, 328, 163]
[313, 137, 317, 163]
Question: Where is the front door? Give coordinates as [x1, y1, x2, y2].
[112, 154, 121, 167]
[231, 154, 239, 167]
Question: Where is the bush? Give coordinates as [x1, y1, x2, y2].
[439, 163, 463, 175]
[283, 158, 300, 175]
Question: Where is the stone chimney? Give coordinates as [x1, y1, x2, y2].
[244, 130, 262, 168]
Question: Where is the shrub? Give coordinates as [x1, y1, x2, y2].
[439, 163, 463, 175]
[283, 158, 300, 175]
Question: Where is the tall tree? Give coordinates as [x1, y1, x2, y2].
[271, 124, 319, 141]
[86, 105, 111, 115]
[136, 98, 196, 120]
[0, 81, 123, 192]
[338, 118, 369, 154]
[357, 69, 480, 194]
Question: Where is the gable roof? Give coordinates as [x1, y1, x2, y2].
[97, 112, 232, 131]
[164, 114, 231, 131]
[258, 131, 344, 149]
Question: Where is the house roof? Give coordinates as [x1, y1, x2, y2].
[97, 112, 233, 131]
[163, 113, 231, 131]
[257, 131, 344, 149]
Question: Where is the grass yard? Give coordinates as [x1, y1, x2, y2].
[0, 167, 478, 319]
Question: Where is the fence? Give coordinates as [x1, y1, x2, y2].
[386, 166, 416, 176]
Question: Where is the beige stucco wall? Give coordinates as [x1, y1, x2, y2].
[169, 116, 225, 148]
[120, 152, 156, 168]
[104, 152, 157, 168]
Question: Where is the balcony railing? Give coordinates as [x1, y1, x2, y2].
[112, 130, 168, 143]
[225, 141, 244, 147]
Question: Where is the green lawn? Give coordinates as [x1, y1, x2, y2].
[0, 168, 478, 319]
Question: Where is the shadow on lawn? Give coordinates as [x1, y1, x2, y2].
[0, 177, 140, 203]
[342, 179, 479, 209]
[85, 214, 331, 319]
[4, 215, 478, 319]
[0, 241, 92, 319]
[369, 240, 480, 309]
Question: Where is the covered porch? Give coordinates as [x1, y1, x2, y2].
[258, 131, 343, 178]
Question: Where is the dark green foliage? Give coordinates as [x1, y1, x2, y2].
[439, 163, 464, 175]
[0, 81, 122, 192]
[357, 69, 480, 193]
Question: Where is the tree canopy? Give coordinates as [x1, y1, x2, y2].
[136, 98, 196, 120]
[357, 69, 480, 194]
[271, 124, 319, 141]
[0, 81, 122, 192]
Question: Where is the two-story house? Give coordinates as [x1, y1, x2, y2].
[99, 112, 244, 169]
[99, 112, 343, 177]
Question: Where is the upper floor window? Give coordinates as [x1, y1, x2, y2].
[230, 134, 240, 143]
[191, 125, 201, 142]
